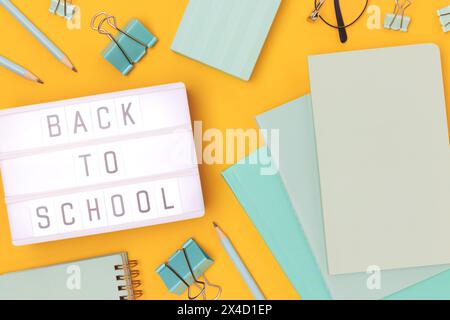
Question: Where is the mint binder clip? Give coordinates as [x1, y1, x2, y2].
[91, 12, 157, 75]
[384, 0, 412, 32]
[156, 238, 221, 300]
[437, 6, 450, 33]
[49, 0, 76, 20]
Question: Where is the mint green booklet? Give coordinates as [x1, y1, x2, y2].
[0, 253, 140, 300]
[223, 147, 330, 299]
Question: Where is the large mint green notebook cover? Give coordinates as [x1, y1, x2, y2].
[171, 0, 281, 81]
[222, 148, 330, 300]
[0, 253, 132, 300]
[255, 95, 450, 299]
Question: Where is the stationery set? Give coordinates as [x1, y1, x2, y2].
[0, 0, 449, 300]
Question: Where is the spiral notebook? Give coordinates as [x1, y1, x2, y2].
[0, 252, 141, 300]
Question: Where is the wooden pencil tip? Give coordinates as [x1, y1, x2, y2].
[213, 222, 218, 228]
[72, 67, 78, 73]
[37, 79, 44, 84]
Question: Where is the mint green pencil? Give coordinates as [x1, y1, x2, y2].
[213, 222, 266, 300]
[0, 0, 77, 72]
[0, 55, 43, 84]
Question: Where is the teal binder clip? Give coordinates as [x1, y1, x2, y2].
[91, 12, 157, 76]
[437, 7, 450, 33]
[384, 0, 411, 32]
[156, 238, 221, 300]
[49, 0, 76, 20]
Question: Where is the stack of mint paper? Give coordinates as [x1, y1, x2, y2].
[223, 44, 450, 299]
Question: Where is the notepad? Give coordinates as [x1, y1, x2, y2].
[308, 44, 450, 275]
[256, 95, 450, 300]
[0, 253, 140, 300]
[223, 147, 450, 300]
[171, 0, 281, 81]
[0, 83, 204, 245]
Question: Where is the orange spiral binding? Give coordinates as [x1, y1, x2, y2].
[115, 259, 143, 300]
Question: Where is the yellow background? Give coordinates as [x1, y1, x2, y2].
[0, 0, 449, 300]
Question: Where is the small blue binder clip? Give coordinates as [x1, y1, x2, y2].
[437, 6, 450, 33]
[156, 238, 221, 300]
[91, 12, 157, 76]
[384, 0, 412, 32]
[49, 0, 76, 20]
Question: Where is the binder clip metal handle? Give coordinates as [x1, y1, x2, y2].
[91, 12, 135, 66]
[390, 0, 411, 29]
[180, 247, 221, 300]
[202, 275, 222, 300]
[308, 0, 326, 22]
[50, 0, 76, 20]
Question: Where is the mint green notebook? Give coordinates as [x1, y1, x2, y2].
[171, 0, 281, 81]
[223, 148, 330, 300]
[0, 253, 140, 300]
[254, 95, 450, 299]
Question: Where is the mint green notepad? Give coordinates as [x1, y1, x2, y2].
[0, 253, 138, 300]
[255, 95, 450, 300]
[222, 148, 330, 300]
[171, 0, 281, 81]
